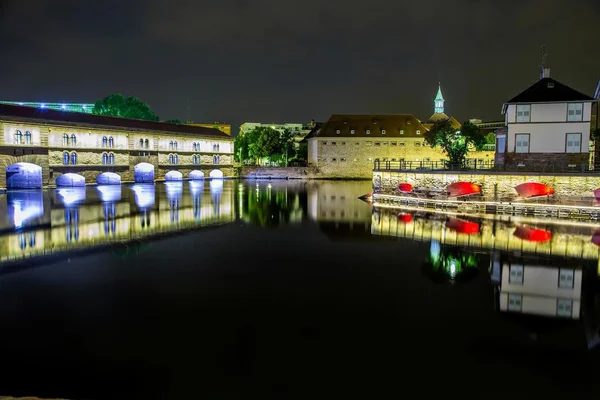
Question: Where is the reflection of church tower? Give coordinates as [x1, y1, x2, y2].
[434, 83, 445, 114]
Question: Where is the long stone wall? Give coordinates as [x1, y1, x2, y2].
[241, 166, 318, 179]
[373, 170, 600, 198]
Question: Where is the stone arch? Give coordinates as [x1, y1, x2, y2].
[165, 170, 183, 181]
[134, 162, 155, 183]
[189, 170, 205, 180]
[209, 169, 223, 179]
[56, 173, 86, 187]
[96, 172, 121, 185]
[6, 162, 42, 189]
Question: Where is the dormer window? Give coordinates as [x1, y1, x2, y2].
[416, 130, 421, 135]
[407, 120, 411, 125]
[372, 118, 378, 124]
[567, 103, 583, 122]
[343, 119, 348, 124]
[399, 130, 404, 135]
[350, 129, 355, 134]
[381, 129, 386, 135]
[336, 129, 341, 134]
[547, 82, 555, 88]
[365, 129, 370, 135]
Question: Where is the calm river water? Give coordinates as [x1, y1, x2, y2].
[1, 180, 600, 398]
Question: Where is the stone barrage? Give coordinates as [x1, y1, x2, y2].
[0, 113, 234, 188]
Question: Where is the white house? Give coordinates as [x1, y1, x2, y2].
[497, 68, 596, 170]
[490, 254, 582, 319]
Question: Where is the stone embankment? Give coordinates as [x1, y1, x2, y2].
[239, 166, 370, 180]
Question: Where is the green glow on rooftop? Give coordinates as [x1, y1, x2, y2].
[0, 101, 95, 114]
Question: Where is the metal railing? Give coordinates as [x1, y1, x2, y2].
[373, 160, 599, 173]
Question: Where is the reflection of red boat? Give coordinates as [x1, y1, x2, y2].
[446, 182, 481, 197]
[592, 230, 600, 247]
[594, 188, 600, 202]
[514, 182, 554, 198]
[513, 225, 552, 242]
[398, 213, 413, 223]
[398, 183, 413, 193]
[446, 218, 480, 235]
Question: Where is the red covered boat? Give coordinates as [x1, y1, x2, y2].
[592, 230, 600, 247]
[446, 182, 481, 197]
[398, 183, 413, 193]
[514, 182, 554, 198]
[513, 225, 552, 243]
[397, 213, 413, 223]
[446, 218, 480, 235]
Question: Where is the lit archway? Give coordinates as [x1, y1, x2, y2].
[56, 173, 86, 187]
[189, 170, 205, 180]
[6, 162, 42, 189]
[134, 162, 154, 183]
[165, 170, 183, 181]
[96, 172, 121, 185]
[209, 169, 223, 179]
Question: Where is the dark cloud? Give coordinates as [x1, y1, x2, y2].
[0, 0, 598, 132]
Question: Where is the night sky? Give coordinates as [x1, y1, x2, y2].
[1, 0, 598, 133]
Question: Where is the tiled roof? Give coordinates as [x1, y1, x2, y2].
[0, 103, 231, 138]
[308, 114, 428, 139]
[506, 78, 595, 104]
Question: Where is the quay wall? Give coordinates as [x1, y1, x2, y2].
[373, 170, 600, 198]
[240, 166, 369, 180]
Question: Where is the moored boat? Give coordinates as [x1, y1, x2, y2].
[514, 182, 554, 198]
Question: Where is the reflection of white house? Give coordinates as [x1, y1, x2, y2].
[498, 67, 596, 169]
[491, 255, 582, 319]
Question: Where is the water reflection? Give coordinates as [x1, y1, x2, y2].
[422, 240, 479, 284]
[0, 182, 235, 264]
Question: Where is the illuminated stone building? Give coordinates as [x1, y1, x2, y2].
[0, 104, 234, 189]
[306, 85, 495, 178]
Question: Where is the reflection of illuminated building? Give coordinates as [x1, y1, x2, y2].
[7, 191, 44, 229]
[165, 182, 183, 223]
[307, 181, 371, 224]
[422, 241, 479, 284]
[189, 181, 204, 219]
[490, 253, 583, 319]
[0, 182, 235, 265]
[372, 209, 600, 261]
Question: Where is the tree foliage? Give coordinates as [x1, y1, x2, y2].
[93, 94, 159, 121]
[235, 126, 305, 166]
[424, 119, 486, 167]
[164, 119, 183, 124]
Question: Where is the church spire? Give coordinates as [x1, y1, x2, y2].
[434, 83, 445, 114]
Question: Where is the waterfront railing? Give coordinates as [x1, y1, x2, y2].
[373, 160, 596, 173]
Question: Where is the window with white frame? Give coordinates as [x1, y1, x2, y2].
[567, 103, 583, 122]
[509, 264, 524, 284]
[558, 269, 575, 289]
[565, 133, 582, 153]
[515, 133, 530, 153]
[507, 293, 522, 312]
[516, 105, 531, 122]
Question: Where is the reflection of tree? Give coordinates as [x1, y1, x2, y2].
[422, 241, 479, 284]
[241, 184, 300, 228]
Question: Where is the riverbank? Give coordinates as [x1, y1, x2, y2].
[239, 166, 370, 180]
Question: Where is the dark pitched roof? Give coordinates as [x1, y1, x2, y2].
[506, 77, 595, 104]
[308, 114, 428, 139]
[0, 103, 231, 138]
[301, 122, 323, 141]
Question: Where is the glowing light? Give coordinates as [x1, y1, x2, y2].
[165, 182, 183, 201]
[8, 192, 44, 229]
[189, 170, 205, 180]
[134, 162, 155, 183]
[210, 179, 223, 192]
[189, 180, 204, 195]
[165, 170, 183, 181]
[56, 173, 85, 187]
[449, 260, 457, 277]
[97, 185, 122, 202]
[40, 103, 46, 108]
[61, 104, 66, 110]
[398, 183, 413, 193]
[57, 187, 86, 206]
[209, 169, 224, 179]
[131, 184, 155, 209]
[96, 172, 121, 185]
[398, 212, 413, 223]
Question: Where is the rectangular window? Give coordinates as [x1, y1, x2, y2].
[366, 141, 372, 146]
[508, 293, 522, 312]
[355, 142, 360, 146]
[322, 141, 328, 145]
[516, 104, 531, 122]
[341, 142, 346, 145]
[509, 264, 524, 284]
[383, 142, 389, 146]
[400, 142, 405, 146]
[375, 142, 381, 146]
[565, 133, 582, 153]
[558, 269, 575, 289]
[391, 142, 397, 146]
[515, 133, 530, 153]
[340, 157, 346, 162]
[414, 142, 421, 147]
[557, 299, 573, 318]
[331, 142, 337, 146]
[567, 103, 583, 122]
[331, 158, 337, 162]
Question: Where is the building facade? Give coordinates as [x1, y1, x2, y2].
[497, 68, 597, 170]
[0, 104, 234, 189]
[306, 85, 495, 178]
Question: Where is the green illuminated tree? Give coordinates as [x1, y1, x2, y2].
[93, 94, 159, 121]
[280, 129, 297, 166]
[424, 119, 486, 168]
[254, 127, 283, 163]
